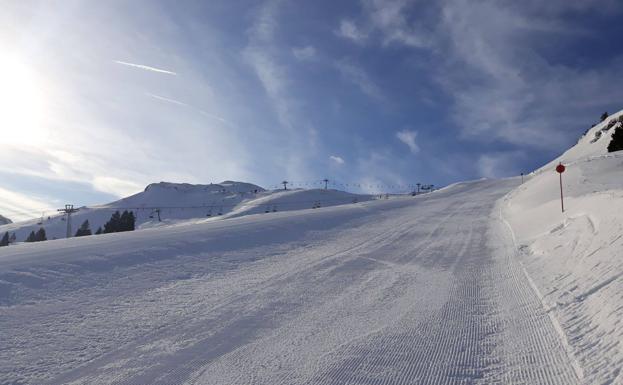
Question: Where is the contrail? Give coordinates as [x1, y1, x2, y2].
[146, 93, 234, 126]
[146, 93, 188, 106]
[114, 60, 177, 75]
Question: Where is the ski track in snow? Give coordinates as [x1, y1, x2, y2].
[0, 179, 581, 385]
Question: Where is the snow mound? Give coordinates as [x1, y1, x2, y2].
[502, 146, 623, 383]
[224, 188, 374, 219]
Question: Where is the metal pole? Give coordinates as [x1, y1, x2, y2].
[58, 204, 79, 238]
[66, 212, 72, 238]
[559, 173, 564, 213]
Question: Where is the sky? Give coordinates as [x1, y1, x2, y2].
[1, 0, 623, 221]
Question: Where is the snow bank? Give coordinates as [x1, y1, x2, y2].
[501, 154, 623, 384]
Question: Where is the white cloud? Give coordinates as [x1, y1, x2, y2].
[292, 45, 316, 61]
[336, 19, 368, 43]
[114, 60, 177, 75]
[330, 155, 345, 164]
[396, 130, 419, 153]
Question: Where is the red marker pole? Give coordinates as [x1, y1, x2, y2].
[555, 163, 566, 213]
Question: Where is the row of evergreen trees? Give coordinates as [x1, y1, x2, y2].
[0, 229, 45, 246]
[101, 211, 135, 234]
[77, 211, 136, 236]
[25, 228, 47, 242]
[0, 210, 136, 247]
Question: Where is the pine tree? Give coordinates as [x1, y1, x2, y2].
[608, 126, 623, 153]
[35, 228, 47, 242]
[0, 232, 9, 247]
[95, 227, 103, 235]
[75, 220, 92, 237]
[601, 111, 609, 121]
[25, 230, 36, 242]
[104, 211, 122, 233]
[120, 211, 136, 232]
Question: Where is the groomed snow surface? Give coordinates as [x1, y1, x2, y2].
[1, 174, 603, 385]
[2, 115, 622, 383]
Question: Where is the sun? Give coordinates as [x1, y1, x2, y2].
[0, 54, 49, 146]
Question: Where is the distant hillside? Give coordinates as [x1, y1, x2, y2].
[0, 181, 373, 242]
[0, 215, 12, 225]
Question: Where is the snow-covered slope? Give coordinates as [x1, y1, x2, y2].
[540, 109, 623, 171]
[1, 109, 622, 384]
[0, 215, 11, 225]
[501, 129, 623, 383]
[0, 181, 373, 242]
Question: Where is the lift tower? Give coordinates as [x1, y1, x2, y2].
[57, 204, 79, 238]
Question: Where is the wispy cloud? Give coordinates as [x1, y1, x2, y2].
[0, 186, 58, 222]
[337, 1, 430, 48]
[330, 155, 345, 164]
[292, 45, 317, 61]
[243, 0, 294, 128]
[434, 0, 623, 149]
[147, 93, 233, 125]
[476, 151, 524, 179]
[336, 19, 368, 43]
[396, 130, 419, 153]
[114, 60, 177, 75]
[363, 0, 431, 48]
[147, 93, 188, 106]
[335, 60, 384, 101]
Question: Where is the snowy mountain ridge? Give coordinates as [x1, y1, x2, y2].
[0, 180, 374, 242]
[539, 109, 623, 171]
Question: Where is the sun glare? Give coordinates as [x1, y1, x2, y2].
[0, 54, 49, 146]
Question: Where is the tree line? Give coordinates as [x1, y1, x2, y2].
[0, 210, 136, 247]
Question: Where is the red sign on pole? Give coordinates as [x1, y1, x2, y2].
[556, 163, 565, 212]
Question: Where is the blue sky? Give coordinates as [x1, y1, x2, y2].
[1, 0, 623, 220]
